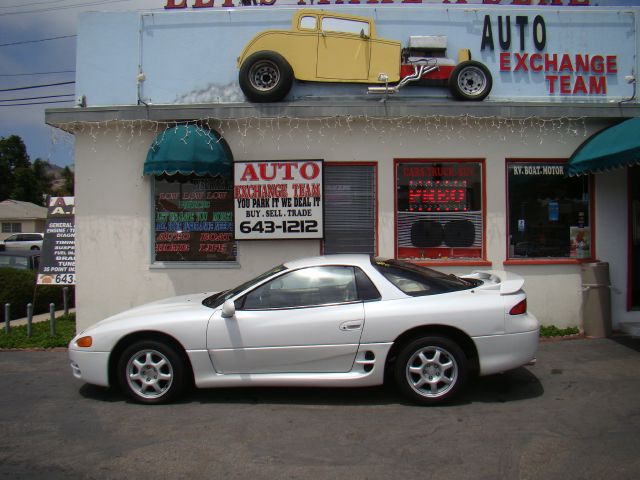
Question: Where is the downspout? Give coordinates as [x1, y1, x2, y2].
[137, 13, 150, 110]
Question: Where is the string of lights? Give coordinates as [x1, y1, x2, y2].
[48, 114, 589, 157]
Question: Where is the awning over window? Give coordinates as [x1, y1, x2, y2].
[144, 125, 233, 177]
[568, 118, 640, 176]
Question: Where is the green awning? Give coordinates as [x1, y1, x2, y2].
[568, 118, 640, 176]
[144, 125, 233, 177]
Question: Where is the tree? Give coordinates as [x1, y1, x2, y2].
[0, 135, 67, 205]
[0, 135, 31, 201]
[55, 166, 74, 196]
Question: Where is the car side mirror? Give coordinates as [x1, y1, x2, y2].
[360, 29, 369, 40]
[221, 299, 236, 318]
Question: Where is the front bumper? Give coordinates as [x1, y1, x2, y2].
[68, 348, 111, 387]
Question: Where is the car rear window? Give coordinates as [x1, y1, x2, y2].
[372, 258, 480, 296]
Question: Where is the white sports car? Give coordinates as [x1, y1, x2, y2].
[69, 255, 539, 405]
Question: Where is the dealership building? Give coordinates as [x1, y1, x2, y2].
[46, 2, 640, 333]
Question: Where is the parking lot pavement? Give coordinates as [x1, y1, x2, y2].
[0, 337, 639, 480]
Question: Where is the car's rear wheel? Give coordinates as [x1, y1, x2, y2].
[448, 60, 492, 101]
[239, 51, 293, 103]
[117, 340, 187, 404]
[395, 336, 467, 405]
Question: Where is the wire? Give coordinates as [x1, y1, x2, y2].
[0, 70, 75, 77]
[0, 35, 76, 47]
[0, 94, 75, 103]
[0, 81, 75, 92]
[0, 99, 75, 106]
[0, 0, 138, 16]
[0, 0, 77, 9]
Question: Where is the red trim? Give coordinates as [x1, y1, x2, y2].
[504, 158, 596, 264]
[627, 165, 633, 311]
[393, 158, 487, 264]
[504, 258, 595, 266]
[411, 260, 493, 267]
[321, 161, 378, 256]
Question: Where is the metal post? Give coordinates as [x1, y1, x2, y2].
[26, 304, 33, 337]
[4, 303, 9, 334]
[49, 303, 56, 337]
[63, 287, 69, 316]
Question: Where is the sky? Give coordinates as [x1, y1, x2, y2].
[1, 0, 639, 169]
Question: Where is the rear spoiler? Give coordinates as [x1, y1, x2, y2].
[464, 270, 525, 295]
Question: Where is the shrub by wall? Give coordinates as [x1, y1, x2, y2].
[0, 268, 74, 320]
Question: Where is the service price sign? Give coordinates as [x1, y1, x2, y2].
[234, 160, 323, 240]
[37, 196, 75, 285]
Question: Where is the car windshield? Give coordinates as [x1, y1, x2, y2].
[202, 264, 288, 309]
[372, 258, 480, 296]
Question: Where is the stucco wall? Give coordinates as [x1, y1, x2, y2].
[595, 169, 640, 327]
[73, 117, 610, 331]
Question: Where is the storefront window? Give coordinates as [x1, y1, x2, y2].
[154, 176, 235, 262]
[396, 160, 484, 261]
[507, 161, 591, 260]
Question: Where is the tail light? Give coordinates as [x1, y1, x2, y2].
[509, 299, 527, 315]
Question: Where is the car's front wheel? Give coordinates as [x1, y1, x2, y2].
[239, 51, 293, 103]
[395, 336, 467, 405]
[117, 340, 188, 404]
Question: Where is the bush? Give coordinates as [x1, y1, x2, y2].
[0, 268, 74, 320]
[0, 313, 75, 349]
[539, 325, 580, 337]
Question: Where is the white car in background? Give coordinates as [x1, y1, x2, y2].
[69, 255, 539, 405]
[0, 233, 44, 251]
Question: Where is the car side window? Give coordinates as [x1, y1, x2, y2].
[321, 17, 370, 37]
[299, 15, 317, 31]
[241, 266, 358, 310]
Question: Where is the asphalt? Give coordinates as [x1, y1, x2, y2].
[0, 336, 639, 479]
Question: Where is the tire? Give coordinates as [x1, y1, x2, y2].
[239, 51, 293, 103]
[394, 336, 467, 405]
[117, 340, 187, 404]
[31, 246, 40, 251]
[448, 60, 492, 101]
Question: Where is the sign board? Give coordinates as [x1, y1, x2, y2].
[77, 5, 638, 106]
[234, 160, 323, 239]
[37, 197, 75, 285]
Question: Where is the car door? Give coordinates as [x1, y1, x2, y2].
[316, 16, 370, 81]
[207, 265, 365, 374]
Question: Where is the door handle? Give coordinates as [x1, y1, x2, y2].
[339, 321, 363, 331]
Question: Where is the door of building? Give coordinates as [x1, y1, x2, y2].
[630, 166, 640, 309]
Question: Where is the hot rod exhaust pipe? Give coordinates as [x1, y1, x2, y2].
[367, 63, 438, 95]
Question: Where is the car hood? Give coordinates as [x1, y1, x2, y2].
[90, 292, 216, 330]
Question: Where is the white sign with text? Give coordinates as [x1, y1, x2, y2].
[234, 160, 323, 239]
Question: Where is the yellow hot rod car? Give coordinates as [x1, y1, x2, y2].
[237, 9, 492, 103]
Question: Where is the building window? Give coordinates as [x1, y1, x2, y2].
[507, 161, 592, 260]
[396, 160, 484, 262]
[1, 223, 21, 233]
[154, 176, 235, 262]
[324, 164, 376, 255]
